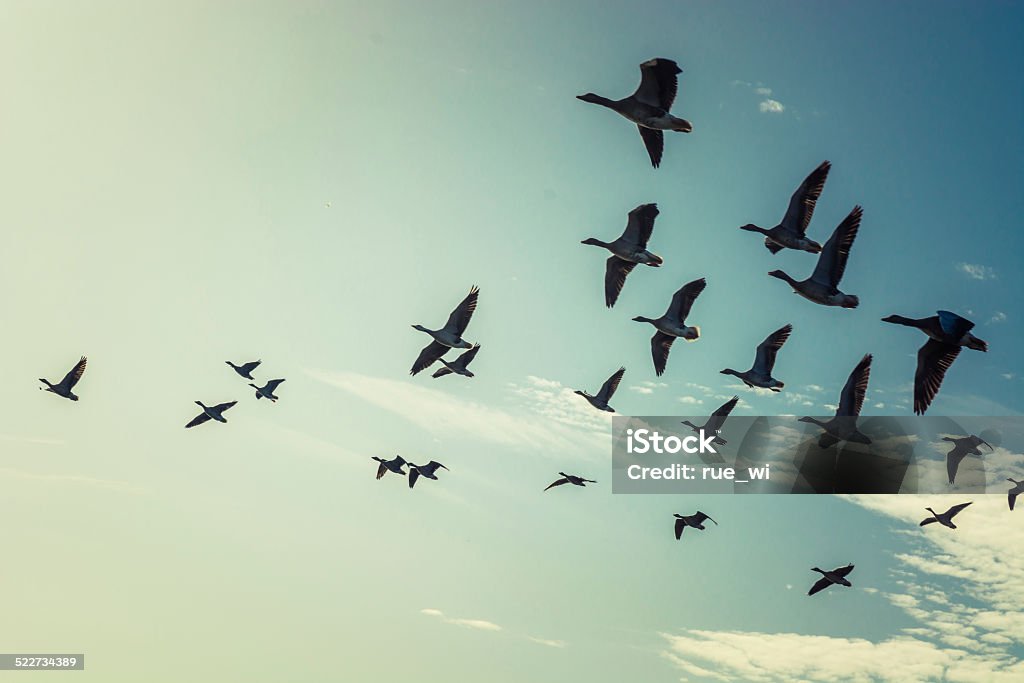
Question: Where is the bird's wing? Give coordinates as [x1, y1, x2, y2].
[665, 278, 707, 323]
[60, 356, 88, 390]
[265, 379, 285, 392]
[376, 462, 387, 480]
[947, 502, 972, 517]
[808, 577, 832, 596]
[936, 310, 975, 339]
[633, 58, 681, 109]
[809, 205, 862, 288]
[442, 286, 480, 336]
[836, 354, 872, 417]
[408, 468, 420, 489]
[431, 366, 453, 379]
[620, 203, 659, 249]
[1010, 492, 1017, 511]
[651, 332, 675, 377]
[605, 257, 637, 308]
[920, 517, 938, 526]
[764, 237, 785, 254]
[694, 511, 717, 525]
[213, 401, 237, 412]
[637, 126, 664, 169]
[598, 367, 626, 402]
[781, 161, 831, 236]
[913, 340, 961, 415]
[833, 564, 855, 578]
[411, 341, 449, 376]
[706, 396, 739, 433]
[241, 360, 261, 374]
[674, 517, 685, 540]
[185, 412, 211, 428]
[753, 324, 792, 374]
[544, 478, 569, 491]
[458, 344, 481, 367]
[947, 449, 965, 485]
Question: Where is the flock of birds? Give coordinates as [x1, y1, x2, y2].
[36, 57, 1015, 600]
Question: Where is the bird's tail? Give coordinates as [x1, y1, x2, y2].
[841, 296, 860, 309]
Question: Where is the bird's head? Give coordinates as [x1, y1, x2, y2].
[576, 93, 603, 104]
[581, 237, 604, 247]
[683, 326, 700, 341]
[767, 270, 790, 282]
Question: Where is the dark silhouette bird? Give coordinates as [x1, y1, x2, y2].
[581, 203, 664, 307]
[410, 286, 480, 375]
[799, 354, 872, 448]
[409, 461, 449, 489]
[226, 360, 261, 380]
[943, 435, 993, 485]
[808, 564, 854, 596]
[881, 311, 988, 415]
[682, 395, 739, 447]
[576, 58, 692, 168]
[920, 502, 972, 529]
[185, 400, 237, 428]
[721, 324, 792, 392]
[432, 344, 481, 379]
[633, 278, 707, 376]
[768, 206, 862, 308]
[1008, 479, 1024, 511]
[575, 367, 625, 412]
[673, 511, 717, 539]
[544, 472, 597, 491]
[740, 161, 831, 254]
[372, 455, 408, 480]
[250, 379, 285, 402]
[39, 356, 88, 401]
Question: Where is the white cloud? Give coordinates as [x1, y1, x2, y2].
[759, 99, 785, 114]
[755, 86, 772, 95]
[678, 396, 704, 405]
[989, 311, 1007, 324]
[420, 608, 502, 632]
[956, 263, 997, 280]
[527, 636, 567, 648]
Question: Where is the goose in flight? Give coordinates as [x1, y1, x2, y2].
[581, 203, 664, 307]
[920, 502, 972, 529]
[250, 379, 285, 402]
[226, 360, 261, 380]
[673, 511, 717, 539]
[944, 435, 993, 486]
[409, 460, 449, 489]
[576, 58, 692, 168]
[633, 278, 707, 376]
[544, 472, 597, 491]
[185, 400, 237, 428]
[372, 455, 408, 480]
[720, 324, 792, 392]
[808, 564, 854, 596]
[682, 395, 739, 447]
[881, 311, 987, 415]
[432, 344, 481, 379]
[769, 205, 862, 308]
[39, 356, 88, 401]
[575, 366, 625, 412]
[1008, 479, 1024, 511]
[410, 286, 480, 375]
[799, 354, 872, 448]
[740, 161, 831, 254]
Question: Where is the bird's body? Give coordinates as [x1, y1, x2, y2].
[943, 435, 993, 485]
[544, 472, 596, 491]
[575, 367, 625, 412]
[582, 204, 664, 307]
[633, 278, 706, 376]
[185, 400, 237, 428]
[411, 286, 480, 375]
[740, 161, 831, 254]
[432, 344, 480, 379]
[408, 460, 449, 489]
[39, 356, 88, 401]
[673, 511, 717, 539]
[682, 396, 738, 448]
[920, 502, 972, 529]
[373, 455, 408, 480]
[721, 324, 791, 391]
[250, 378, 285, 402]
[1008, 479, 1024, 511]
[226, 360, 261, 380]
[576, 58, 692, 168]
[808, 564, 854, 596]
[769, 206, 862, 308]
[799, 354, 872, 448]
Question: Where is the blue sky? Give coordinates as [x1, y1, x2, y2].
[0, 1, 1022, 681]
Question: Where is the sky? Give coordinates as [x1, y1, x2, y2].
[0, 1, 1022, 681]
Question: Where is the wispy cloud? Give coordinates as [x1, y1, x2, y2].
[678, 396, 704, 405]
[956, 262, 997, 281]
[989, 311, 1007, 324]
[630, 380, 668, 395]
[0, 433, 65, 446]
[0, 467, 146, 495]
[421, 608, 502, 632]
[527, 636, 567, 648]
[759, 98, 785, 114]
[732, 80, 787, 115]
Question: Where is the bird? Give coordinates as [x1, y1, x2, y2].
[576, 58, 692, 168]
[673, 511, 717, 539]
[226, 360, 261, 380]
[943, 435, 993, 485]
[372, 455, 408, 480]
[807, 564, 854, 596]
[544, 472, 597, 491]
[881, 311, 988, 415]
[740, 161, 831, 254]
[768, 205, 862, 308]
[581, 203, 664, 307]
[250, 379, 285, 402]
[432, 344, 481, 379]
[720, 324, 792, 392]
[633, 278, 707, 376]
[185, 400, 237, 428]
[798, 354, 873, 448]
[39, 356, 88, 401]
[408, 460, 449, 489]
[575, 367, 625, 412]
[410, 286, 480, 375]
[1008, 479, 1024, 511]
[682, 395, 739, 447]
[920, 502, 972, 529]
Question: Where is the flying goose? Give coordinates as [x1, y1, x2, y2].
[720, 324, 792, 392]
[920, 502, 972, 529]
[682, 396, 739, 447]
[39, 356, 88, 401]
[576, 58, 692, 168]
[798, 354, 873, 448]
[409, 460, 449, 489]
[943, 435, 993, 486]
[432, 344, 481, 379]
[575, 366, 625, 412]
[226, 360, 260, 380]
[633, 278, 707, 376]
[1008, 479, 1024, 511]
[581, 203, 664, 307]
[250, 379, 285, 402]
[768, 205, 862, 308]
[808, 564, 854, 596]
[185, 400, 237, 428]
[544, 472, 596, 491]
[673, 511, 717, 539]
[740, 161, 831, 254]
[410, 286, 480, 375]
[881, 311, 987, 415]
[372, 455, 408, 480]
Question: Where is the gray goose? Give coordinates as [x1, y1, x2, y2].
[575, 367, 625, 412]
[581, 203, 664, 307]
[372, 455, 408, 480]
[769, 206, 862, 308]
[740, 161, 831, 254]
[1008, 479, 1024, 511]
[682, 395, 739, 447]
[673, 511, 717, 539]
[185, 400, 237, 428]
[432, 344, 480, 379]
[544, 472, 596, 491]
[250, 378, 285, 402]
[720, 324, 792, 392]
[409, 461, 449, 489]
[808, 564, 854, 596]
[799, 354, 872, 448]
[226, 360, 261, 380]
[411, 286, 480, 375]
[633, 278, 707, 376]
[39, 356, 87, 401]
[920, 502, 972, 529]
[943, 435, 993, 486]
